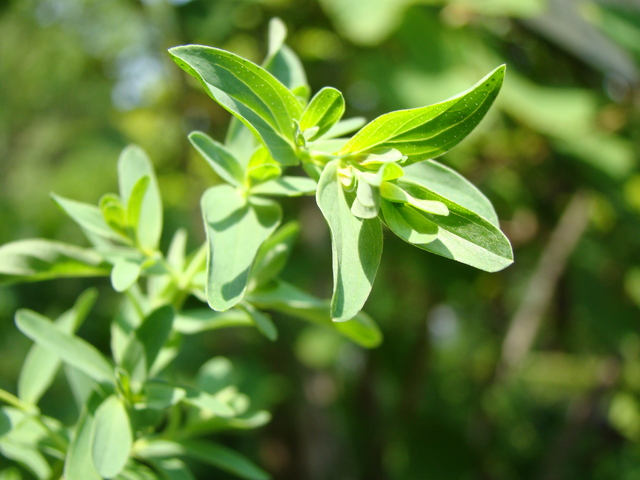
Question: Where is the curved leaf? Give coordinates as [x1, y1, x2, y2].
[340, 65, 505, 164]
[189, 131, 245, 188]
[169, 45, 302, 166]
[300, 87, 345, 140]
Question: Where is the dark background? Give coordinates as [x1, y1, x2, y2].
[2, 0, 640, 478]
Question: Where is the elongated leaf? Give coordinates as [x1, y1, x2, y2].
[0, 439, 51, 480]
[64, 392, 103, 480]
[15, 310, 113, 385]
[174, 309, 254, 334]
[381, 200, 438, 245]
[118, 145, 163, 251]
[182, 390, 235, 417]
[300, 87, 345, 140]
[403, 160, 499, 226]
[137, 439, 270, 480]
[51, 193, 127, 243]
[240, 302, 277, 341]
[18, 288, 97, 405]
[169, 45, 302, 166]
[248, 280, 382, 348]
[126, 176, 150, 230]
[189, 132, 245, 188]
[249, 176, 317, 197]
[320, 117, 366, 140]
[147, 458, 195, 480]
[120, 305, 174, 382]
[316, 161, 382, 321]
[340, 65, 505, 164]
[91, 395, 132, 479]
[0, 239, 107, 285]
[201, 185, 281, 311]
[393, 179, 513, 272]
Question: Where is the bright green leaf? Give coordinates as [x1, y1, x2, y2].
[250, 176, 317, 197]
[316, 161, 383, 321]
[91, 395, 132, 479]
[320, 117, 366, 140]
[0, 239, 107, 285]
[340, 65, 505, 164]
[174, 309, 254, 334]
[380, 200, 438, 245]
[147, 458, 195, 480]
[169, 45, 302, 166]
[126, 176, 150, 231]
[201, 185, 281, 310]
[15, 310, 113, 385]
[380, 182, 449, 216]
[300, 87, 345, 140]
[118, 145, 163, 251]
[182, 390, 235, 418]
[111, 259, 142, 292]
[64, 392, 104, 480]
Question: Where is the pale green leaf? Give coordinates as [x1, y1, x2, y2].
[64, 392, 104, 480]
[15, 310, 113, 385]
[91, 395, 133, 479]
[249, 176, 317, 197]
[403, 160, 499, 226]
[250, 221, 299, 288]
[340, 65, 505, 164]
[182, 390, 235, 418]
[147, 458, 195, 480]
[174, 309, 254, 334]
[117, 145, 163, 251]
[380, 182, 449, 216]
[51, 193, 127, 243]
[201, 185, 281, 311]
[0, 439, 51, 480]
[240, 302, 277, 341]
[248, 280, 383, 348]
[316, 161, 383, 321]
[111, 259, 142, 292]
[320, 117, 366, 140]
[18, 288, 97, 405]
[0, 239, 107, 285]
[300, 87, 345, 140]
[169, 45, 302, 166]
[381, 200, 438, 245]
[189, 131, 244, 187]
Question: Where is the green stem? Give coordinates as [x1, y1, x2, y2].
[0, 388, 37, 413]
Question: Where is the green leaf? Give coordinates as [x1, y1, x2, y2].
[380, 200, 438, 245]
[351, 178, 380, 219]
[340, 65, 505, 164]
[300, 87, 345, 140]
[0, 467, 21, 480]
[0, 439, 51, 480]
[320, 117, 366, 140]
[147, 458, 195, 480]
[316, 161, 383, 321]
[263, 18, 309, 101]
[240, 302, 277, 341]
[18, 288, 98, 405]
[118, 145, 163, 251]
[120, 305, 174, 382]
[182, 390, 235, 418]
[248, 280, 382, 348]
[91, 395, 133, 479]
[197, 357, 234, 395]
[137, 439, 270, 480]
[390, 179, 513, 272]
[403, 160, 499, 226]
[246, 147, 282, 184]
[51, 193, 127, 243]
[64, 392, 104, 480]
[15, 309, 113, 385]
[143, 381, 186, 410]
[111, 259, 142, 292]
[380, 181, 449, 216]
[189, 131, 245, 188]
[250, 176, 317, 197]
[126, 176, 150, 231]
[250, 221, 299, 288]
[201, 185, 281, 311]
[100, 194, 128, 235]
[174, 309, 254, 334]
[169, 45, 303, 166]
[0, 239, 107, 285]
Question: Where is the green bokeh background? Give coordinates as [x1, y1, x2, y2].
[3, 0, 640, 478]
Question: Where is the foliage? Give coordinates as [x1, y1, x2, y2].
[0, 16, 510, 480]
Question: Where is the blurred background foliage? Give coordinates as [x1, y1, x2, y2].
[2, 0, 640, 478]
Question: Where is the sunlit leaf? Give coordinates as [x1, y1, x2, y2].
[91, 395, 132, 479]
[189, 131, 245, 188]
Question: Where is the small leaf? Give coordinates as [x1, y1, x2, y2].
[147, 458, 195, 480]
[197, 357, 234, 395]
[320, 117, 366, 140]
[118, 145, 163, 251]
[380, 182, 449, 216]
[380, 200, 438, 245]
[351, 178, 380, 219]
[0, 239, 107, 285]
[15, 309, 113, 385]
[18, 288, 98, 405]
[403, 159, 499, 226]
[182, 390, 235, 418]
[51, 193, 127, 243]
[316, 161, 383, 321]
[249, 176, 317, 197]
[174, 309, 254, 334]
[201, 185, 281, 311]
[64, 392, 104, 480]
[169, 45, 302, 166]
[240, 302, 278, 341]
[248, 280, 382, 348]
[340, 65, 505, 164]
[247, 147, 282, 184]
[300, 87, 345, 140]
[111, 259, 142, 292]
[144, 381, 186, 410]
[189, 132, 245, 188]
[126, 175, 150, 230]
[91, 395, 133, 479]
[250, 221, 299, 288]
[100, 194, 128, 235]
